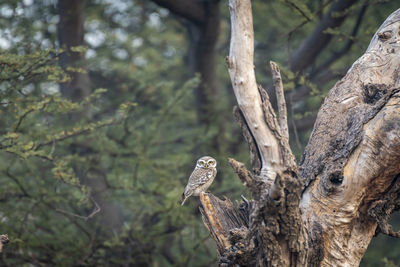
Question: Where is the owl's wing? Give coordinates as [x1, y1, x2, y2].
[184, 169, 213, 196]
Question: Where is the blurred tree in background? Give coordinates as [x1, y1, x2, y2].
[0, 0, 398, 266]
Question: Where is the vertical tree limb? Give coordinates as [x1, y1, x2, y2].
[226, 0, 284, 182]
[270, 61, 289, 141]
[204, 1, 305, 266]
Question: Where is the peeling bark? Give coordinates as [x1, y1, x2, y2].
[198, 2, 400, 266]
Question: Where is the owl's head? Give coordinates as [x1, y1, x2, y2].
[196, 156, 217, 169]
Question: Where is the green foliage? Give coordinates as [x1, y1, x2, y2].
[0, 15, 228, 264]
[382, 258, 397, 267]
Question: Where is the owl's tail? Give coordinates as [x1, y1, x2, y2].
[181, 193, 189, 206]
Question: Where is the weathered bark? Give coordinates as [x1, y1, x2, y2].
[199, 2, 400, 266]
[199, 193, 247, 254]
[270, 62, 289, 141]
[299, 8, 400, 264]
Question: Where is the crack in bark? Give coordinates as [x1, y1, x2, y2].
[368, 174, 400, 238]
[233, 106, 262, 174]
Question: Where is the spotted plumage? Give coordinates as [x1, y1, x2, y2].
[181, 156, 217, 205]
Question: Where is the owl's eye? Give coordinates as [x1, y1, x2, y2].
[208, 161, 214, 165]
[199, 161, 205, 166]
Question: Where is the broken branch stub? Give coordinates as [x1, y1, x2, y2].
[199, 193, 247, 254]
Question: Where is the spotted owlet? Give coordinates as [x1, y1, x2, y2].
[181, 156, 217, 205]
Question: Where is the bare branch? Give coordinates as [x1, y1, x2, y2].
[205, 4, 400, 267]
[55, 196, 100, 221]
[258, 86, 297, 171]
[270, 61, 289, 140]
[227, 0, 283, 182]
[228, 158, 264, 199]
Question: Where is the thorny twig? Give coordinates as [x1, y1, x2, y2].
[55, 196, 101, 221]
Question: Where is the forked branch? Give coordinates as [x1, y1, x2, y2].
[226, 0, 296, 183]
[199, 1, 305, 266]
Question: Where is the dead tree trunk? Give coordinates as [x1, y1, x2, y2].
[200, 1, 400, 266]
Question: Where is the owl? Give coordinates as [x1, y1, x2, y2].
[181, 156, 217, 205]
